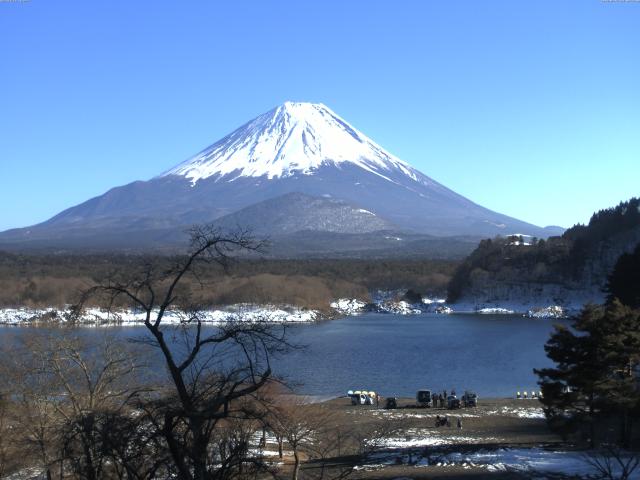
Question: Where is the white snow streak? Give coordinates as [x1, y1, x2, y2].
[160, 102, 419, 185]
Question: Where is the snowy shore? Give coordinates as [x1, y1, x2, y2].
[330, 296, 571, 319]
[0, 293, 575, 326]
[0, 304, 319, 326]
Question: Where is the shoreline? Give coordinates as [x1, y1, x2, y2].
[0, 301, 573, 327]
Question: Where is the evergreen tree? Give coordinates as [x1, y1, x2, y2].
[607, 243, 640, 309]
[535, 302, 640, 447]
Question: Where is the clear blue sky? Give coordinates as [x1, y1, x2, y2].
[1, 0, 638, 231]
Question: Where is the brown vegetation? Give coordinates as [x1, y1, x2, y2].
[0, 251, 456, 310]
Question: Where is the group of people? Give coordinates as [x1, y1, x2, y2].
[432, 389, 456, 408]
[434, 414, 463, 429]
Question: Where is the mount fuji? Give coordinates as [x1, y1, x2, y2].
[0, 102, 562, 255]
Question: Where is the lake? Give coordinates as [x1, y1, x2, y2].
[0, 312, 565, 398]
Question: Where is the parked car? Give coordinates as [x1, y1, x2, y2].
[416, 389, 433, 407]
[462, 391, 478, 407]
[385, 397, 398, 409]
[447, 395, 461, 409]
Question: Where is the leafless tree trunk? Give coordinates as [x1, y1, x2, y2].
[264, 396, 334, 480]
[77, 225, 291, 480]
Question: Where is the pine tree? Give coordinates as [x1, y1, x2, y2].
[600, 300, 640, 446]
[535, 302, 640, 447]
[606, 243, 640, 309]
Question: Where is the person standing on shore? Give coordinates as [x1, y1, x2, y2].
[457, 417, 462, 429]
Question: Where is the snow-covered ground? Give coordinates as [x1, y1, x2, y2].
[377, 429, 499, 448]
[430, 447, 638, 477]
[330, 298, 422, 316]
[0, 292, 575, 327]
[483, 406, 546, 419]
[377, 300, 421, 315]
[0, 304, 319, 326]
[367, 410, 480, 419]
[527, 305, 566, 318]
[330, 296, 570, 319]
[363, 443, 640, 478]
[365, 406, 545, 421]
[330, 298, 368, 315]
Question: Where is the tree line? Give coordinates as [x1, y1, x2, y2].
[0, 251, 456, 310]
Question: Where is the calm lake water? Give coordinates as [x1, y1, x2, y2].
[0, 312, 565, 398]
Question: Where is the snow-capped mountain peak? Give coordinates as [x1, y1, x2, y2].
[161, 101, 419, 184]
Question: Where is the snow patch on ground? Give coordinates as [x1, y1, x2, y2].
[330, 293, 572, 319]
[330, 298, 368, 315]
[368, 410, 480, 419]
[0, 304, 319, 326]
[377, 301, 421, 315]
[330, 298, 421, 316]
[431, 447, 639, 478]
[375, 429, 498, 448]
[527, 305, 566, 318]
[364, 444, 639, 478]
[483, 407, 546, 419]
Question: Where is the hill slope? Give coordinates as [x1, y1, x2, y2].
[447, 198, 640, 308]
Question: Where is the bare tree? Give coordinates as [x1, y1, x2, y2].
[583, 445, 640, 480]
[1, 332, 62, 480]
[77, 225, 291, 480]
[264, 397, 334, 480]
[50, 335, 143, 480]
[0, 329, 144, 480]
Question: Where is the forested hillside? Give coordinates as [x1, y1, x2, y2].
[447, 198, 640, 306]
[0, 253, 456, 310]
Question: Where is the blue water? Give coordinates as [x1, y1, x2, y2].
[0, 312, 564, 398]
[275, 313, 562, 398]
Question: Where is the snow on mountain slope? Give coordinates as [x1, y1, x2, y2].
[0, 101, 564, 251]
[161, 102, 422, 185]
